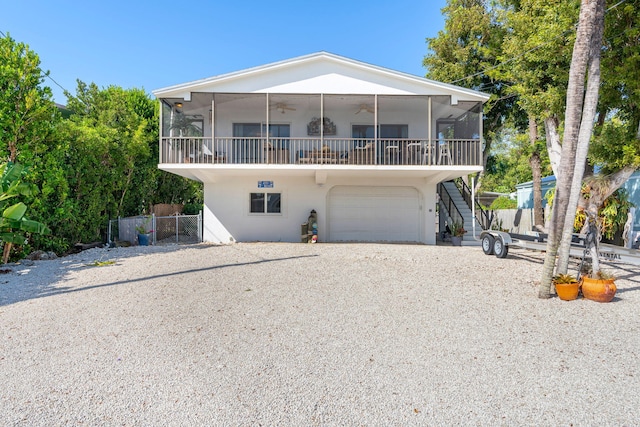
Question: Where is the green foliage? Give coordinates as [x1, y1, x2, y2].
[0, 33, 59, 163]
[183, 203, 203, 215]
[481, 127, 552, 193]
[589, 117, 640, 174]
[0, 163, 51, 261]
[87, 260, 116, 267]
[494, 0, 579, 119]
[423, 0, 524, 160]
[489, 196, 517, 210]
[57, 82, 200, 245]
[1, 34, 202, 257]
[599, 2, 640, 143]
[576, 187, 634, 240]
[546, 184, 634, 240]
[450, 221, 466, 237]
[552, 274, 578, 284]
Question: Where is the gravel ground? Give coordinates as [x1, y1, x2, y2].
[1, 242, 639, 426]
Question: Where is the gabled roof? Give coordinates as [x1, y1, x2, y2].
[153, 52, 490, 102]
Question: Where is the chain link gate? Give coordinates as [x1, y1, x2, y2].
[108, 212, 202, 246]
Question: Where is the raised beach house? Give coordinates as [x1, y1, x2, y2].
[153, 52, 489, 244]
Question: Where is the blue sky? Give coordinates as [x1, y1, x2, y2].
[3, 0, 448, 103]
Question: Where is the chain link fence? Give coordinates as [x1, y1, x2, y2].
[108, 212, 202, 246]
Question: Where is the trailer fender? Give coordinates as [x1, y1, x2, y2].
[480, 230, 513, 246]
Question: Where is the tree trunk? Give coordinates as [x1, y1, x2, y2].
[578, 166, 637, 213]
[544, 116, 562, 179]
[539, 0, 600, 298]
[556, 0, 605, 276]
[529, 117, 544, 227]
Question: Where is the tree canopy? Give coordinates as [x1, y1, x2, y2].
[0, 33, 202, 260]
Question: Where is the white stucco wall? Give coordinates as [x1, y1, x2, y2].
[203, 175, 437, 244]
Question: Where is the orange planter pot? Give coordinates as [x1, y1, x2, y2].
[581, 277, 617, 303]
[555, 282, 580, 301]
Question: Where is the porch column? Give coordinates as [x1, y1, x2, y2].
[478, 102, 483, 165]
[211, 97, 216, 163]
[428, 96, 432, 165]
[211, 98, 215, 140]
[265, 93, 270, 164]
[374, 94, 378, 164]
[320, 93, 324, 143]
[159, 99, 163, 163]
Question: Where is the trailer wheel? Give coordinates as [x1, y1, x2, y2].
[494, 236, 509, 258]
[482, 234, 495, 255]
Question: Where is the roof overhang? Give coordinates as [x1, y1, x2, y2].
[153, 52, 490, 103]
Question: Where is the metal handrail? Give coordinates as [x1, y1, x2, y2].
[438, 182, 464, 230]
[455, 178, 490, 230]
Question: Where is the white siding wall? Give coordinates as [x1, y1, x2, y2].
[203, 176, 437, 244]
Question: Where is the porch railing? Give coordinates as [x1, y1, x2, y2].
[160, 137, 482, 167]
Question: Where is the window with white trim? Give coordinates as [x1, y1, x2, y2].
[250, 192, 281, 214]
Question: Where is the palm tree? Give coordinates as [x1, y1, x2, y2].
[539, 0, 605, 298]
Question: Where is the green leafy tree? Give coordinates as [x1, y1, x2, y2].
[0, 33, 59, 163]
[62, 82, 202, 243]
[0, 33, 61, 256]
[482, 125, 552, 194]
[494, 0, 579, 226]
[423, 0, 524, 187]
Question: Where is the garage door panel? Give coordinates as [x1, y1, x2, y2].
[328, 186, 420, 242]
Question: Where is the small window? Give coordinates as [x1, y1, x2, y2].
[250, 192, 281, 214]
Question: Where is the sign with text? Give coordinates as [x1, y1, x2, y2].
[258, 180, 274, 188]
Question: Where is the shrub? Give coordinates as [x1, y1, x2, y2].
[489, 196, 517, 210]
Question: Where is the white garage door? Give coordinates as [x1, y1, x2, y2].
[328, 186, 421, 242]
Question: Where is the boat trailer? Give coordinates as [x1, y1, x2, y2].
[479, 230, 640, 267]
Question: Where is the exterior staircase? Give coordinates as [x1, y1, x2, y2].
[438, 180, 483, 244]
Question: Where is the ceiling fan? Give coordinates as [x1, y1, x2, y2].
[355, 103, 375, 114]
[271, 102, 296, 114]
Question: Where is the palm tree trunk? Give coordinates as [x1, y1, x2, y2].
[539, 0, 600, 298]
[557, 0, 605, 275]
[544, 116, 561, 179]
[528, 117, 544, 227]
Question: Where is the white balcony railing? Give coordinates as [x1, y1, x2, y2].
[160, 137, 482, 167]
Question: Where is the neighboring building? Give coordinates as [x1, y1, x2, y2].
[516, 172, 640, 245]
[153, 52, 489, 244]
[515, 175, 560, 209]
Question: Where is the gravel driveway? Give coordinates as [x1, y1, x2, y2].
[1, 242, 639, 426]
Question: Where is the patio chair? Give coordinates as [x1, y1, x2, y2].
[404, 141, 422, 165]
[351, 142, 374, 165]
[438, 141, 452, 165]
[385, 144, 400, 165]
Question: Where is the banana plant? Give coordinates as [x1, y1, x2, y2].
[0, 163, 51, 263]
